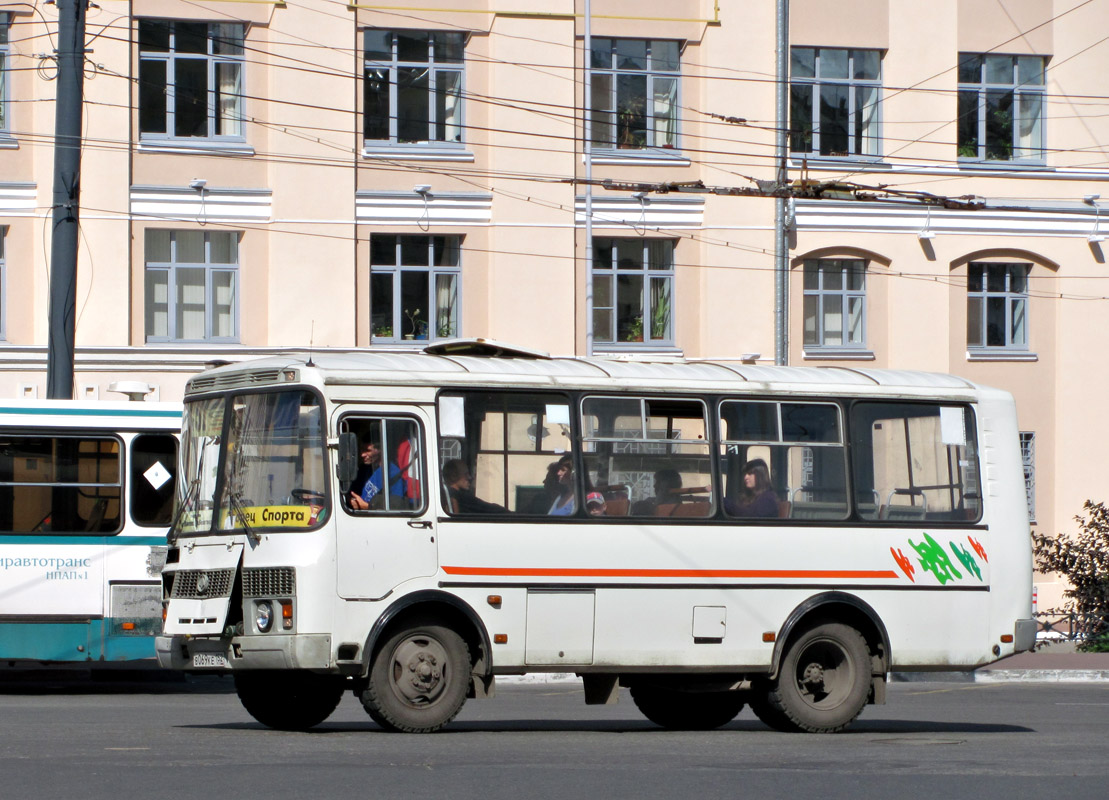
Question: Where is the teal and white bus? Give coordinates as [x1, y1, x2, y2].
[0, 400, 180, 663]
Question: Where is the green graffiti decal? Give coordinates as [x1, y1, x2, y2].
[950, 542, 983, 581]
[908, 532, 963, 585]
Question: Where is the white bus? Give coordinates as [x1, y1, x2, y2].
[0, 400, 180, 664]
[156, 343, 1034, 733]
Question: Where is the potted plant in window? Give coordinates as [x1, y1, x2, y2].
[622, 315, 644, 342]
[403, 308, 421, 340]
[651, 292, 670, 341]
[372, 323, 393, 338]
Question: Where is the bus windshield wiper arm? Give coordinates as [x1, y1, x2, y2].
[228, 489, 260, 545]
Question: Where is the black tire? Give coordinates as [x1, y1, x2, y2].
[747, 684, 801, 732]
[766, 622, 871, 733]
[234, 670, 345, 731]
[361, 618, 470, 733]
[630, 685, 745, 730]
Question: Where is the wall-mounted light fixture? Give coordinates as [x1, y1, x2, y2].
[189, 178, 207, 191]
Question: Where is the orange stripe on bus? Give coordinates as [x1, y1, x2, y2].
[441, 566, 900, 579]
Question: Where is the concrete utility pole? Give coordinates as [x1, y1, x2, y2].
[774, 0, 789, 366]
[46, 0, 87, 399]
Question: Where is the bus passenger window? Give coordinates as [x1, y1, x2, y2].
[850, 403, 981, 523]
[437, 392, 575, 515]
[718, 401, 848, 521]
[581, 396, 712, 519]
[342, 417, 424, 513]
[131, 434, 178, 526]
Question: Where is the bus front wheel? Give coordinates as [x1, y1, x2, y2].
[766, 622, 871, 733]
[361, 618, 470, 733]
[234, 670, 345, 731]
[630, 685, 745, 730]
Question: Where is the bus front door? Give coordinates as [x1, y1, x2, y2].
[334, 408, 438, 600]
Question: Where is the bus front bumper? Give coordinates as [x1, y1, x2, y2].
[155, 633, 333, 671]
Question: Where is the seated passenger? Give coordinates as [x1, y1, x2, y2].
[724, 458, 779, 518]
[548, 454, 576, 516]
[442, 459, 504, 514]
[586, 491, 607, 517]
[349, 434, 405, 510]
[631, 469, 683, 516]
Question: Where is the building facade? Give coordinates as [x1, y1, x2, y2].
[0, 0, 1106, 606]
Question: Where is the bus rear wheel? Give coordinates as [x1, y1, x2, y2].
[630, 685, 745, 730]
[234, 670, 345, 731]
[361, 618, 470, 733]
[766, 622, 871, 733]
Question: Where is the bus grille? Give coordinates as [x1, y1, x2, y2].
[242, 567, 296, 598]
[188, 369, 286, 394]
[171, 569, 235, 599]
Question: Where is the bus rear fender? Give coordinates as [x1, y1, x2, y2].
[356, 590, 493, 693]
[769, 592, 891, 703]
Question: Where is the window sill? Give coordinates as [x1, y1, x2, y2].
[789, 155, 888, 169]
[802, 349, 875, 361]
[966, 348, 1038, 362]
[587, 150, 690, 167]
[144, 340, 242, 347]
[956, 159, 1048, 171]
[593, 344, 684, 358]
[362, 146, 474, 163]
[138, 140, 255, 156]
[0, 134, 18, 149]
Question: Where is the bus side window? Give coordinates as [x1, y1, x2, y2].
[131, 434, 178, 526]
[341, 417, 424, 513]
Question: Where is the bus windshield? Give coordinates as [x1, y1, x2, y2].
[178, 391, 328, 534]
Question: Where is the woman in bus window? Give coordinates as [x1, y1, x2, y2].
[548, 454, 576, 516]
[725, 459, 778, 518]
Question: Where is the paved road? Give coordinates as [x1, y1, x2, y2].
[2, 679, 1108, 799]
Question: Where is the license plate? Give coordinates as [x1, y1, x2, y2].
[192, 652, 229, 668]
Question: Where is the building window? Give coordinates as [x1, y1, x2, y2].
[144, 230, 238, 342]
[370, 235, 460, 343]
[0, 228, 5, 340]
[957, 54, 1045, 161]
[593, 239, 674, 347]
[589, 38, 679, 151]
[0, 14, 9, 133]
[1020, 431, 1036, 523]
[790, 48, 881, 158]
[967, 262, 1028, 349]
[138, 20, 244, 140]
[803, 259, 866, 349]
[364, 31, 464, 146]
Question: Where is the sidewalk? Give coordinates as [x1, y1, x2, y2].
[973, 643, 1109, 683]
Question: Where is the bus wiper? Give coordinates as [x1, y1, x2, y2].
[166, 477, 200, 546]
[228, 489, 261, 546]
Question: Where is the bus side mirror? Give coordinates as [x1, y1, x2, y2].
[337, 432, 359, 490]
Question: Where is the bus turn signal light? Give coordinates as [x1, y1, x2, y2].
[281, 601, 293, 630]
[122, 622, 135, 631]
[762, 632, 776, 643]
[493, 634, 508, 644]
[487, 595, 502, 608]
[1000, 634, 1014, 643]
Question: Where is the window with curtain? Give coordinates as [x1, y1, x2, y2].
[803, 259, 867, 350]
[138, 20, 244, 140]
[593, 238, 674, 347]
[966, 262, 1029, 350]
[0, 14, 9, 133]
[370, 234, 460, 343]
[589, 38, 680, 151]
[957, 53, 1045, 162]
[790, 47, 882, 158]
[144, 230, 239, 342]
[364, 30, 464, 146]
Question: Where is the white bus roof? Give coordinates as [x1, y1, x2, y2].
[0, 399, 182, 431]
[186, 349, 991, 401]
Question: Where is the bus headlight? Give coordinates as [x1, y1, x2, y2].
[255, 601, 274, 633]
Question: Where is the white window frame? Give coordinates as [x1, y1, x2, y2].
[967, 262, 1029, 351]
[144, 230, 240, 343]
[957, 53, 1045, 163]
[138, 20, 245, 142]
[1020, 431, 1036, 523]
[803, 259, 867, 351]
[369, 234, 461, 344]
[588, 38, 680, 153]
[789, 47, 882, 159]
[363, 30, 465, 148]
[592, 238, 675, 348]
